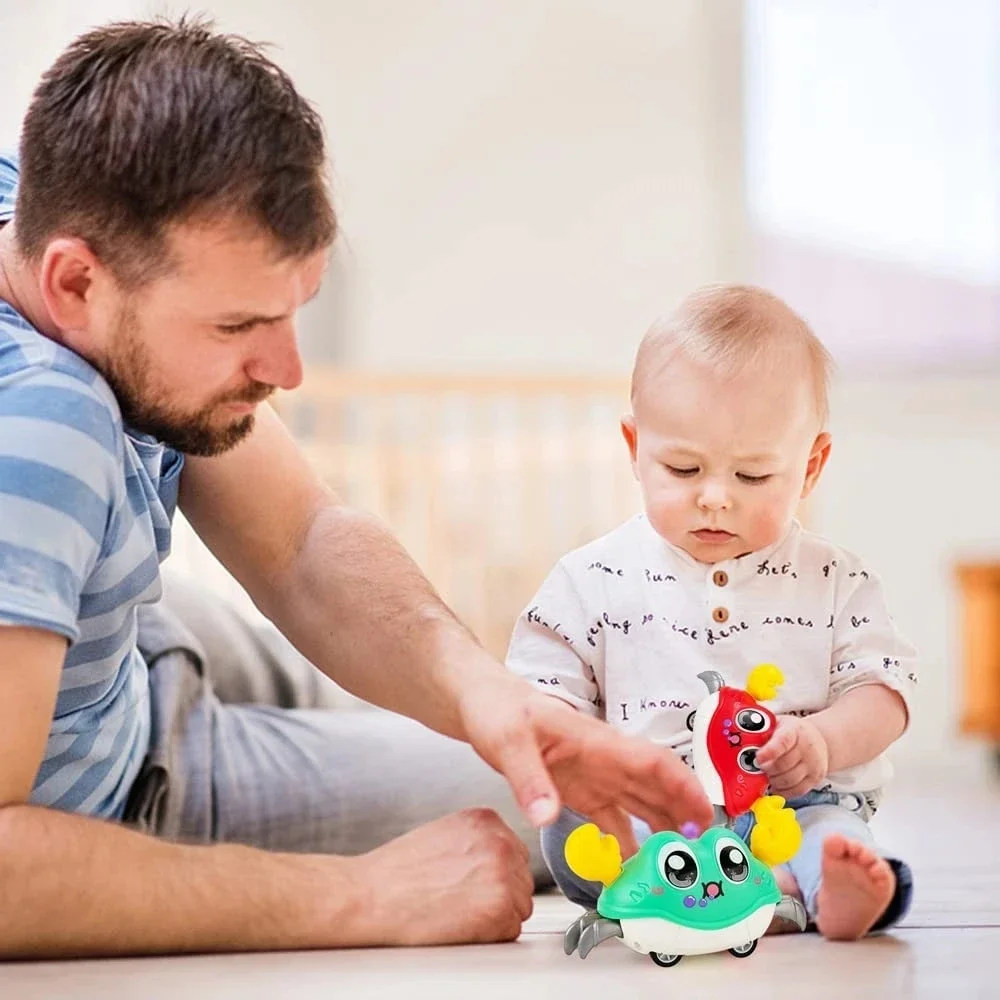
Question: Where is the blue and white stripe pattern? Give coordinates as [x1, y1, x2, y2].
[0, 150, 183, 819]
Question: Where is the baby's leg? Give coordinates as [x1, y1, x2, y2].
[723, 812, 804, 936]
[785, 803, 913, 940]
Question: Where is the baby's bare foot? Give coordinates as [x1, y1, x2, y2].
[816, 834, 895, 941]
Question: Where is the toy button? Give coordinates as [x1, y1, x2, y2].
[713, 570, 729, 587]
[712, 607, 729, 623]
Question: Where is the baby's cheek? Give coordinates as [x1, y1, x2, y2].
[645, 496, 688, 544]
[745, 496, 795, 549]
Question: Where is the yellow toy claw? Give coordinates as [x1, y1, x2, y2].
[749, 795, 802, 867]
[564, 823, 623, 887]
[746, 663, 784, 702]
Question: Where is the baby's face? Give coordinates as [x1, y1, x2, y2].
[623, 356, 830, 564]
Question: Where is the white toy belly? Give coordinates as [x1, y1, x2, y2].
[619, 905, 775, 957]
[691, 693, 724, 807]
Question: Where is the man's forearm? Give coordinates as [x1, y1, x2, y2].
[259, 504, 507, 741]
[0, 804, 366, 958]
[810, 684, 908, 774]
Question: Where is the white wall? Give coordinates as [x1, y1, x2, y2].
[0, 1, 144, 145]
[146, 0, 748, 372]
[745, 0, 1000, 287]
[744, 1, 1000, 772]
[813, 376, 1000, 769]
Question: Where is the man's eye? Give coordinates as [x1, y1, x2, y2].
[666, 465, 699, 478]
[736, 473, 771, 485]
[218, 320, 256, 334]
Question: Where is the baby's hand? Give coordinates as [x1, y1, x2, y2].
[755, 716, 829, 799]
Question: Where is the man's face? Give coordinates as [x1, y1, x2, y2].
[96, 218, 327, 456]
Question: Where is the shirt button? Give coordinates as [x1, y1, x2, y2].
[713, 570, 729, 587]
[712, 607, 730, 624]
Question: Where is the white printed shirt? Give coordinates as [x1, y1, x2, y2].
[506, 514, 917, 795]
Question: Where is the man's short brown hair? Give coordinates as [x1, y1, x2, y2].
[15, 16, 336, 286]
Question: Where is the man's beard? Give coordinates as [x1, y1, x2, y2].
[102, 306, 274, 457]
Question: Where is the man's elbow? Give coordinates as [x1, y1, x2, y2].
[0, 803, 37, 955]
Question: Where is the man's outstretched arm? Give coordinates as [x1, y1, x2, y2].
[0, 625, 533, 958]
[180, 404, 713, 842]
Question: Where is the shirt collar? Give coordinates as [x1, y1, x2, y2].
[639, 515, 801, 587]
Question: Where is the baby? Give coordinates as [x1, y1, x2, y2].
[506, 284, 916, 941]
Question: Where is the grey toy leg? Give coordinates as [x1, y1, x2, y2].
[578, 917, 623, 959]
[563, 910, 601, 955]
[713, 804, 736, 830]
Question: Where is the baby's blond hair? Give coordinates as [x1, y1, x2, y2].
[630, 284, 835, 426]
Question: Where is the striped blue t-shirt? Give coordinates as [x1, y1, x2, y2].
[0, 151, 183, 819]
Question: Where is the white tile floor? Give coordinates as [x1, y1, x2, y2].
[3, 761, 999, 1000]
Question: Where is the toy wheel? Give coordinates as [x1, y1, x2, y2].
[649, 952, 682, 968]
[729, 939, 758, 958]
[686, 711, 696, 731]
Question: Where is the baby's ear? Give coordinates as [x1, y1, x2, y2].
[620, 415, 639, 464]
[801, 432, 832, 497]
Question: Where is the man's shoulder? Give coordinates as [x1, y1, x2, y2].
[0, 308, 123, 463]
[0, 148, 17, 222]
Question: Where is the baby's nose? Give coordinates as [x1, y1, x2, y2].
[697, 485, 732, 510]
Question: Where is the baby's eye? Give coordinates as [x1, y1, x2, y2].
[665, 465, 699, 478]
[736, 472, 772, 485]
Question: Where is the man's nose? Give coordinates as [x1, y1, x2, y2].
[246, 322, 304, 392]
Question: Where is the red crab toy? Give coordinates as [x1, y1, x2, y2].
[689, 664, 784, 820]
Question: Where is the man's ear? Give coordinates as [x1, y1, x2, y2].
[37, 237, 102, 340]
[801, 431, 832, 499]
[621, 414, 639, 468]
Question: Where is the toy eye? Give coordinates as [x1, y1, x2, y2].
[736, 708, 770, 734]
[738, 747, 761, 773]
[717, 839, 749, 883]
[658, 845, 699, 889]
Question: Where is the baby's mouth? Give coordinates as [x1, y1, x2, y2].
[693, 529, 735, 542]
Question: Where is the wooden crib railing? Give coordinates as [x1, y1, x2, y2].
[270, 370, 640, 657]
[170, 370, 639, 659]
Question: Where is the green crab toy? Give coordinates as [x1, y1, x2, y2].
[563, 796, 805, 966]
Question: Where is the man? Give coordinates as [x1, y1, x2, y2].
[0, 18, 711, 958]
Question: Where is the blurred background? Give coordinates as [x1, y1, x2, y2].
[3, 0, 999, 776]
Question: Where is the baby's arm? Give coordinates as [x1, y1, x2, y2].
[809, 683, 906, 771]
[758, 557, 916, 797]
[505, 561, 604, 715]
[758, 686, 907, 798]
